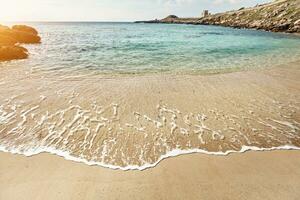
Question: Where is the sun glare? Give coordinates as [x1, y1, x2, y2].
[0, 0, 33, 21]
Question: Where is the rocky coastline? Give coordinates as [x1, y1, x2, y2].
[136, 0, 300, 33]
[0, 24, 41, 61]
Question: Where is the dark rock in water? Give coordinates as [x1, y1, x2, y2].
[0, 24, 41, 62]
[273, 22, 291, 32]
[12, 25, 39, 35]
[0, 45, 28, 61]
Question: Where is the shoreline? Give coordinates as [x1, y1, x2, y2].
[1, 145, 300, 171]
[136, 22, 300, 37]
[0, 61, 299, 170]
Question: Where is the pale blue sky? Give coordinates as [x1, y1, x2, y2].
[0, 0, 271, 22]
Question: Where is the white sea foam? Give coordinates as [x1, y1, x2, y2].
[0, 96, 299, 170]
[0, 144, 299, 171]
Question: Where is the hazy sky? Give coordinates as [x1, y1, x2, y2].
[0, 0, 271, 22]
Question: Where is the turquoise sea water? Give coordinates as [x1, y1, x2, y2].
[2, 22, 300, 74]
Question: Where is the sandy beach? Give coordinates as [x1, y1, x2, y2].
[1, 60, 300, 169]
[1, 0, 300, 199]
[1, 150, 300, 200]
[0, 61, 300, 199]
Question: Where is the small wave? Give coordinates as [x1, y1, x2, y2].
[1, 144, 300, 171]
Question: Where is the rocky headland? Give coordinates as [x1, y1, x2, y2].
[0, 24, 41, 61]
[136, 0, 300, 33]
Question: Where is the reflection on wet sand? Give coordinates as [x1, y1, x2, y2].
[0, 63, 299, 169]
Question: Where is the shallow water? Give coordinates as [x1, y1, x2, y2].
[0, 23, 300, 170]
[1, 22, 300, 74]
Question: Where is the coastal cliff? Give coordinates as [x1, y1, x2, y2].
[136, 0, 300, 33]
[0, 25, 41, 61]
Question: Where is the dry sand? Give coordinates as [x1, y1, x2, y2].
[1, 150, 300, 200]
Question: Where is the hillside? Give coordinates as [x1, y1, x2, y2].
[136, 0, 300, 33]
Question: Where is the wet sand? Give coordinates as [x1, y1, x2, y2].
[0, 61, 300, 198]
[0, 61, 300, 169]
[1, 150, 300, 200]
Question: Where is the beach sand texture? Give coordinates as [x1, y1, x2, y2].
[0, 61, 300, 169]
[0, 58, 299, 199]
[1, 150, 300, 200]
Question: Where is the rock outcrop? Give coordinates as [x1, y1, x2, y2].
[0, 24, 40, 61]
[12, 25, 39, 35]
[136, 0, 300, 33]
[0, 46, 28, 61]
